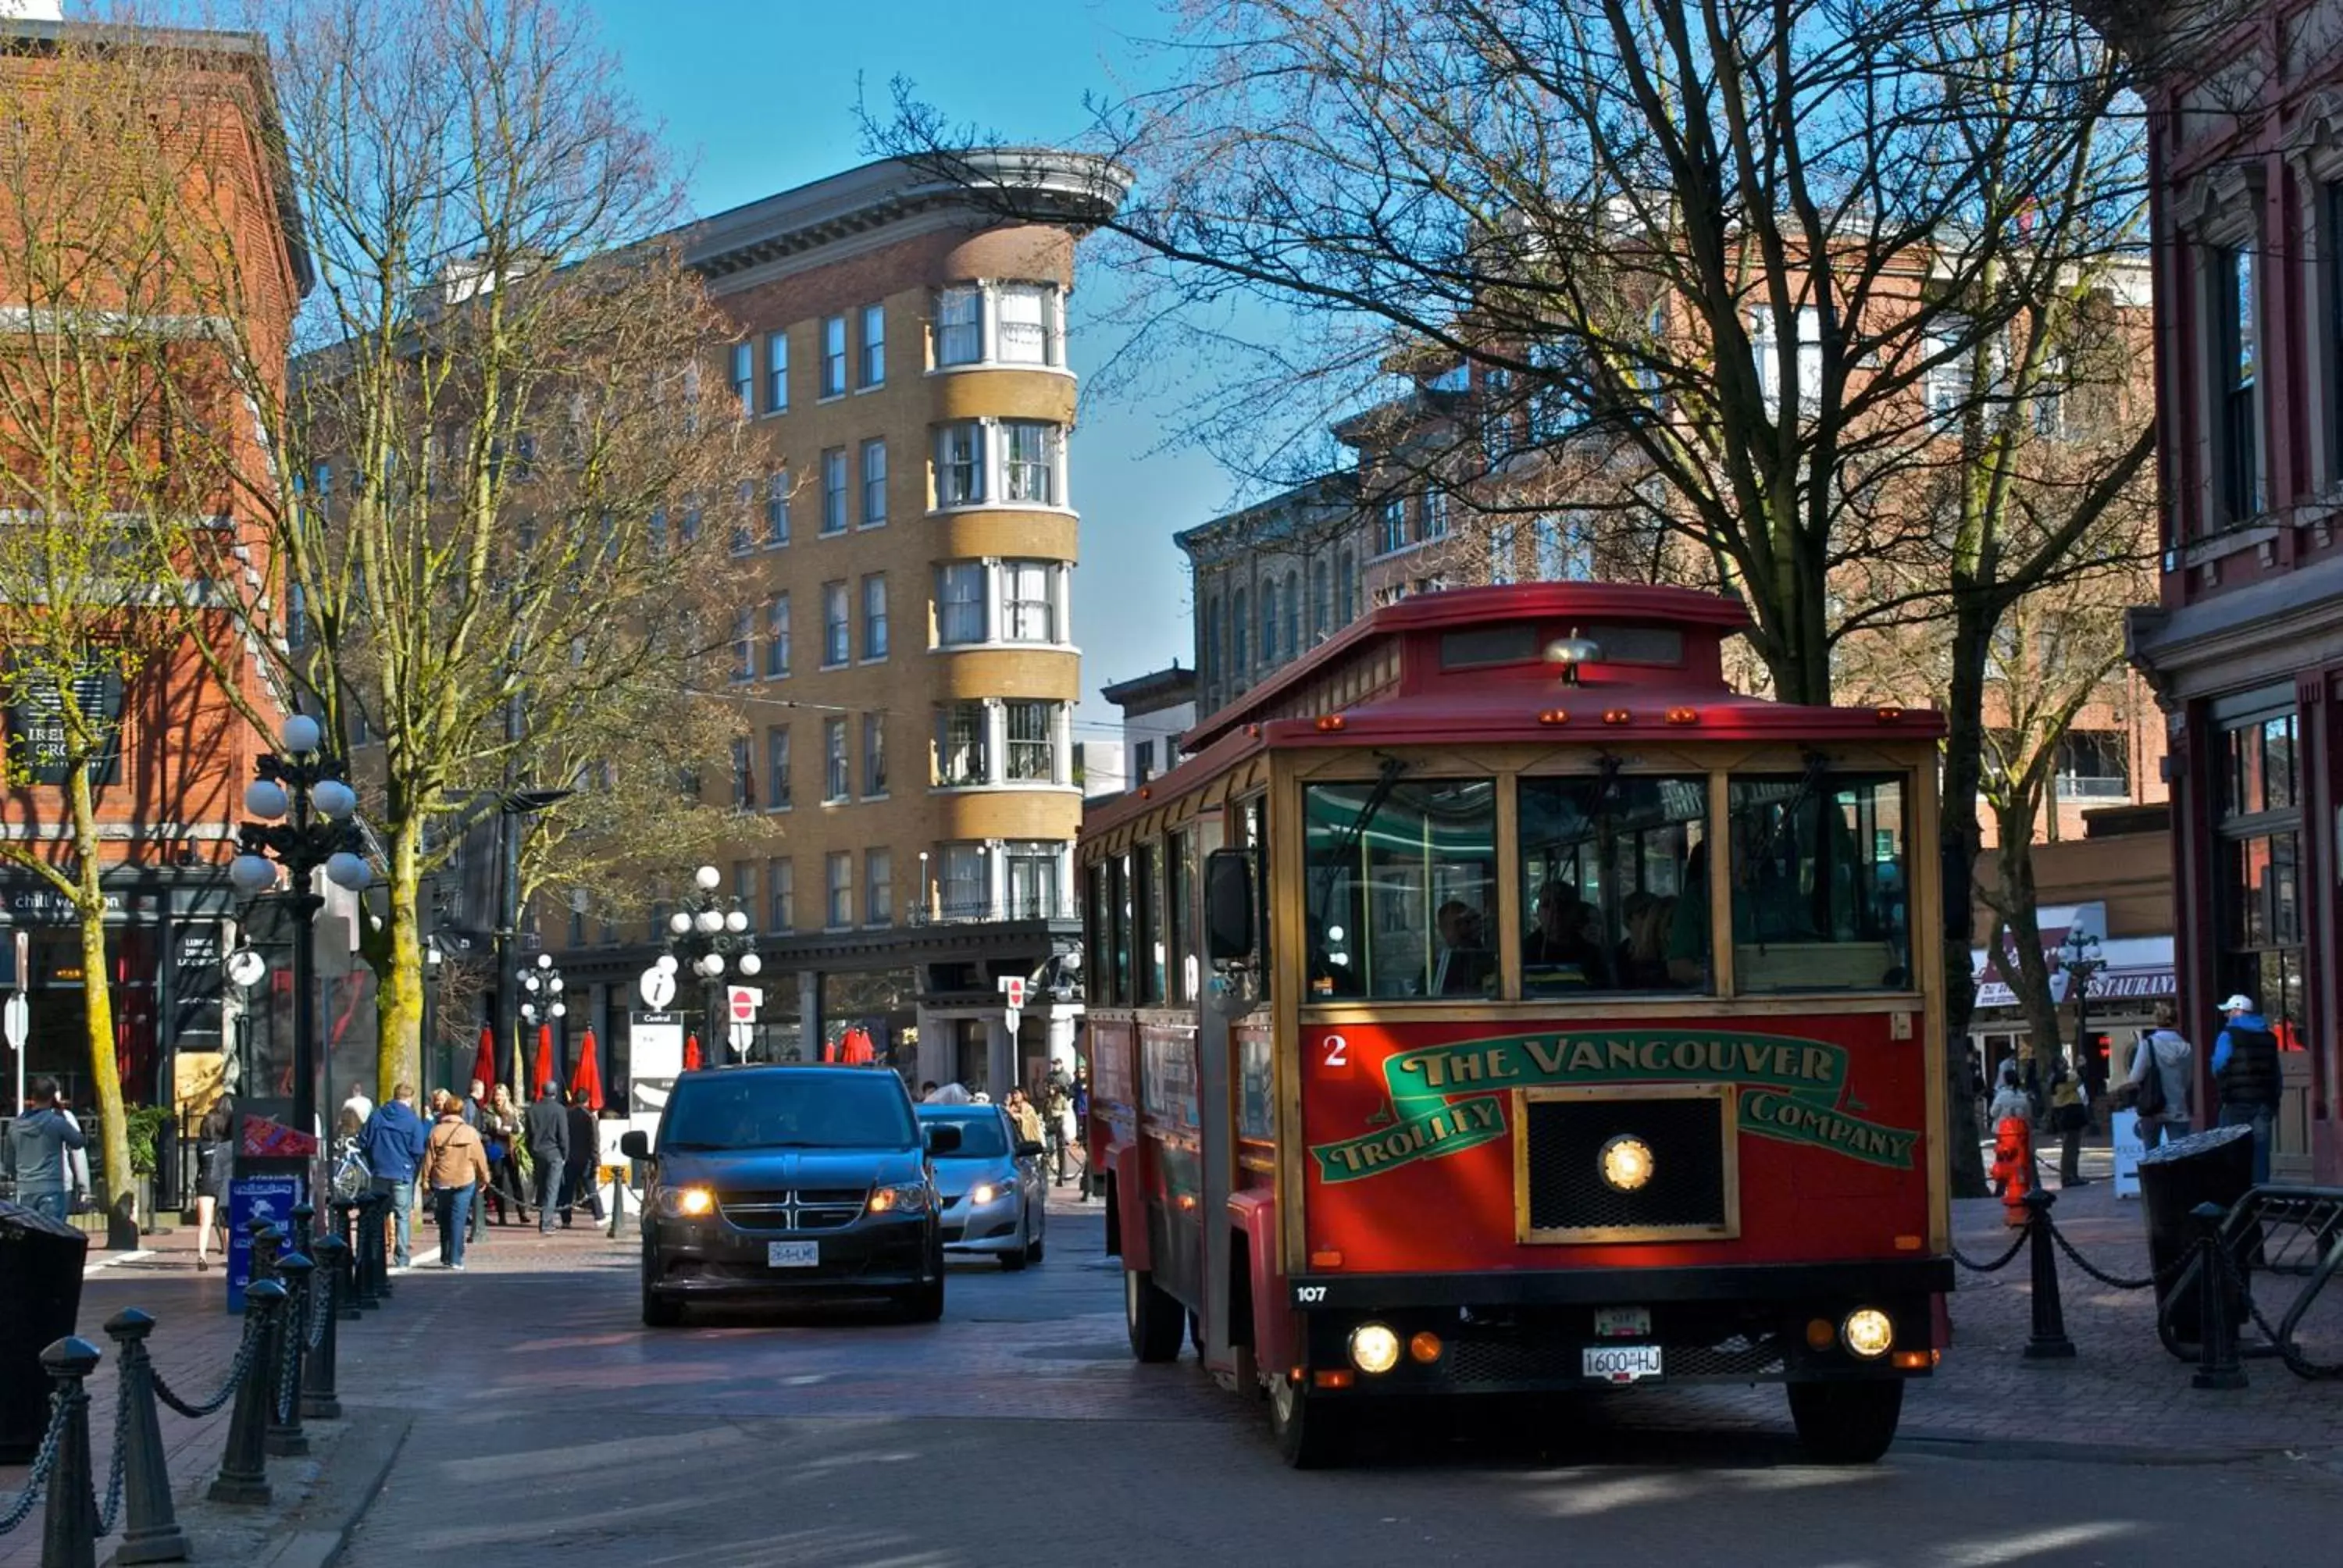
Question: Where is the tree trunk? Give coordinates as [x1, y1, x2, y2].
[1995, 814, 2067, 1085]
[1938, 612, 1992, 1196]
[67, 772, 135, 1248]
[376, 821, 426, 1096]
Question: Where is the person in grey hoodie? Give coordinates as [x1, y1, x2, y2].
[3, 1077, 88, 1224]
[2127, 1003, 2195, 1151]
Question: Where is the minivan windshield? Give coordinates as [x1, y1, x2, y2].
[916, 1110, 1007, 1158]
[660, 1072, 917, 1151]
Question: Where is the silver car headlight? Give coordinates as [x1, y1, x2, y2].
[969, 1178, 1016, 1206]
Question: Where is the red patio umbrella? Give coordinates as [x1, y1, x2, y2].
[469, 1025, 497, 1097]
[531, 1023, 555, 1099]
[570, 1028, 604, 1113]
[683, 1032, 703, 1071]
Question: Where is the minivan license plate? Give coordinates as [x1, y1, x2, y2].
[1595, 1306, 1651, 1338]
[767, 1242, 818, 1268]
[1583, 1345, 1664, 1384]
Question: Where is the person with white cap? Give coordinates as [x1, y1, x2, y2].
[2210, 993, 2281, 1183]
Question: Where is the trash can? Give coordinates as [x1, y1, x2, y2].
[0, 1198, 89, 1461]
[2137, 1122, 2255, 1345]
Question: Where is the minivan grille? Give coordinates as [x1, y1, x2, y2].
[717, 1188, 868, 1231]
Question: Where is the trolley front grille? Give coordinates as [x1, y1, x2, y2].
[1522, 1092, 1731, 1239]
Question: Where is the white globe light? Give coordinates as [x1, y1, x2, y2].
[738, 952, 762, 977]
[667, 911, 690, 935]
[537, 952, 553, 970]
[694, 910, 722, 935]
[701, 953, 726, 977]
[228, 853, 278, 893]
[522, 975, 540, 992]
[281, 714, 322, 755]
[656, 953, 679, 975]
[520, 1003, 537, 1022]
[324, 851, 371, 890]
[551, 1002, 567, 1018]
[311, 779, 358, 821]
[723, 909, 748, 934]
[694, 864, 722, 892]
[243, 779, 289, 821]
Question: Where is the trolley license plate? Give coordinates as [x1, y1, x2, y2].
[1594, 1306, 1652, 1338]
[1583, 1344, 1664, 1384]
[766, 1242, 818, 1268]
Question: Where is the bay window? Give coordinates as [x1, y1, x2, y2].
[936, 286, 982, 366]
[1001, 559, 1056, 642]
[936, 422, 985, 506]
[939, 843, 987, 919]
[936, 702, 989, 787]
[1005, 841, 1065, 918]
[1001, 421, 1059, 504]
[996, 283, 1059, 365]
[1005, 700, 1054, 780]
[937, 561, 988, 644]
[932, 280, 1064, 369]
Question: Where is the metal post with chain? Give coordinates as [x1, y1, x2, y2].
[2020, 1188, 2076, 1360]
[305, 1232, 348, 1419]
[265, 1252, 315, 1457]
[207, 1280, 284, 1506]
[37, 1335, 102, 1568]
[103, 1309, 191, 1564]
[2191, 1201, 2250, 1389]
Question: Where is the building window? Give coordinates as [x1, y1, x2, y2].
[865, 850, 893, 925]
[826, 852, 852, 928]
[1311, 561, 1329, 642]
[1378, 497, 1407, 555]
[729, 341, 753, 413]
[765, 592, 792, 679]
[1005, 840, 1062, 918]
[996, 282, 1058, 365]
[1135, 739, 1156, 781]
[1424, 489, 1449, 539]
[2217, 705, 2303, 1050]
[1262, 585, 1279, 669]
[679, 500, 700, 543]
[1000, 421, 1060, 504]
[821, 447, 847, 534]
[765, 470, 790, 547]
[1336, 551, 1357, 622]
[1535, 514, 1593, 580]
[937, 561, 987, 644]
[731, 608, 754, 682]
[859, 303, 885, 388]
[861, 573, 888, 659]
[936, 285, 982, 366]
[1002, 559, 1056, 643]
[936, 422, 984, 507]
[1282, 572, 1300, 660]
[821, 313, 847, 397]
[823, 717, 851, 803]
[1005, 700, 1057, 781]
[2054, 729, 2131, 800]
[860, 439, 887, 526]
[2328, 183, 2343, 485]
[1203, 597, 1222, 690]
[765, 330, 788, 413]
[729, 736, 752, 807]
[822, 580, 849, 667]
[732, 861, 756, 912]
[2214, 243, 2262, 524]
[765, 725, 791, 811]
[729, 481, 754, 555]
[936, 702, 989, 786]
[769, 857, 793, 932]
[1232, 586, 1250, 675]
[863, 713, 887, 796]
[568, 890, 587, 947]
[940, 843, 987, 918]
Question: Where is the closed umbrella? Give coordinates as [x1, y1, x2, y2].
[683, 1032, 703, 1071]
[470, 1025, 497, 1096]
[570, 1028, 604, 1113]
[841, 1026, 875, 1066]
[532, 1023, 555, 1099]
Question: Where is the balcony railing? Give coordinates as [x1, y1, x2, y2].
[2055, 774, 2131, 801]
[908, 891, 1075, 926]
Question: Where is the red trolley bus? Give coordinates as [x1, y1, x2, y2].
[1078, 585, 1951, 1466]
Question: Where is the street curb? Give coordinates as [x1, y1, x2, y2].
[1895, 1430, 2338, 1467]
[248, 1409, 413, 1568]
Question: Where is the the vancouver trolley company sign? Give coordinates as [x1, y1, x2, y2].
[1309, 1029, 1920, 1184]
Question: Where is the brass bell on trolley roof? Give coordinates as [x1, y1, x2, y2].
[1543, 628, 1602, 684]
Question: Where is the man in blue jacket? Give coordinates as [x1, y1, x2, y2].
[358, 1083, 431, 1267]
[2211, 995, 2282, 1185]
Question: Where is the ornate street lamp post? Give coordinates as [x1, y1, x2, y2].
[662, 864, 761, 1057]
[227, 714, 371, 1162]
[519, 952, 565, 1079]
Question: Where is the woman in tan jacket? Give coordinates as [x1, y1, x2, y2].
[421, 1099, 492, 1270]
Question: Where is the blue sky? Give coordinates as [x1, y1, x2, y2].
[594, 0, 1228, 737]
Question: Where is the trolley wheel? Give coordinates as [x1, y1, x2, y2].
[1786, 1379, 1903, 1464]
[1125, 1267, 1185, 1363]
[1268, 1372, 1350, 1468]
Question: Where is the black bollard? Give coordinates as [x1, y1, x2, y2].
[250, 1222, 283, 1286]
[331, 1201, 363, 1320]
[208, 1281, 283, 1506]
[351, 1196, 383, 1311]
[304, 1234, 347, 1420]
[38, 1335, 102, 1568]
[265, 1252, 314, 1457]
[608, 1170, 626, 1240]
[291, 1200, 316, 1260]
[2191, 1200, 2249, 1389]
[2020, 1188, 2076, 1360]
[104, 1310, 191, 1564]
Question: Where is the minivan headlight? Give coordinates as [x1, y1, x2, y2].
[655, 1185, 715, 1219]
[866, 1183, 930, 1216]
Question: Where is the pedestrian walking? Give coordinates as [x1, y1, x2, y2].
[562, 1089, 604, 1226]
[340, 1081, 374, 1128]
[358, 1083, 431, 1268]
[2, 1076, 88, 1223]
[192, 1093, 236, 1270]
[461, 1078, 487, 1243]
[2124, 1004, 2195, 1152]
[525, 1080, 570, 1235]
[1043, 1078, 1074, 1185]
[483, 1083, 527, 1225]
[2212, 993, 2282, 1184]
[420, 1094, 491, 1270]
[2049, 1056, 2091, 1186]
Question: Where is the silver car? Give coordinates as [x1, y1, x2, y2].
[916, 1104, 1047, 1270]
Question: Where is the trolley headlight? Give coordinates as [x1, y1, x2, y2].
[1348, 1323, 1401, 1376]
[655, 1185, 715, 1220]
[1599, 1135, 1655, 1193]
[1842, 1307, 1895, 1360]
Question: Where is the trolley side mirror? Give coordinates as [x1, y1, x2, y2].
[619, 1130, 650, 1160]
[1204, 848, 1255, 964]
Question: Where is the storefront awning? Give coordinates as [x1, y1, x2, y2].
[1970, 933, 2174, 1010]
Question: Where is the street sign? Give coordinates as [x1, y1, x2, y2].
[727, 985, 762, 1022]
[998, 975, 1025, 1009]
[2, 992, 24, 1050]
[728, 1021, 754, 1056]
[1004, 1007, 1022, 1035]
[638, 965, 676, 1010]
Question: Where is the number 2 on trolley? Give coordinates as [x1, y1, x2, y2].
[1318, 1032, 1352, 1076]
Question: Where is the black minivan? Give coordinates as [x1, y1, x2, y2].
[623, 1065, 959, 1327]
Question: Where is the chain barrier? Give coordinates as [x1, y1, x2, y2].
[2045, 1221, 2195, 1292]
[152, 1310, 265, 1420]
[1950, 1224, 2032, 1274]
[273, 1295, 304, 1424]
[94, 1363, 130, 1538]
[305, 1267, 333, 1352]
[0, 1392, 70, 1538]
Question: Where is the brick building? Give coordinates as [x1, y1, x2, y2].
[544, 152, 1125, 1099]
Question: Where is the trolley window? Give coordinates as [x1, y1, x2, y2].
[1168, 829, 1196, 1003]
[1725, 772, 1912, 992]
[1304, 778, 1497, 1000]
[1518, 775, 1710, 995]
